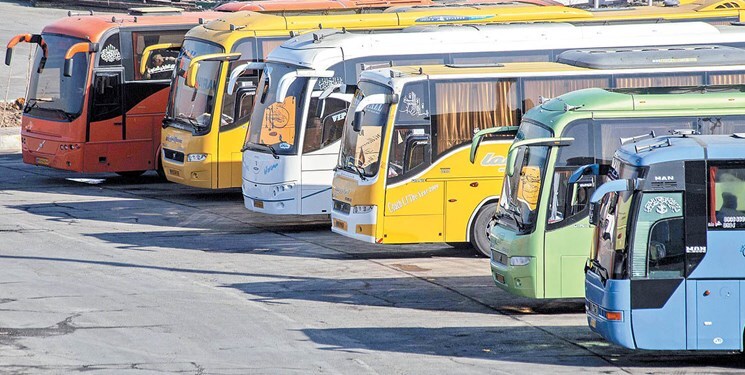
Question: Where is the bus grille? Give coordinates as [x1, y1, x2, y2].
[163, 148, 184, 163]
[333, 200, 351, 215]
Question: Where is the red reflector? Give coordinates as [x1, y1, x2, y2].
[605, 311, 622, 321]
[376, 238, 384, 243]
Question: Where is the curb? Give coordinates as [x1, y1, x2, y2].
[0, 127, 21, 153]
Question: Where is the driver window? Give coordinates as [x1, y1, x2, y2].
[304, 97, 348, 153]
[647, 218, 685, 279]
[387, 126, 431, 180]
[708, 164, 745, 229]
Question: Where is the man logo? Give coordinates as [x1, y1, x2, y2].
[36, 140, 45, 152]
[480, 153, 506, 167]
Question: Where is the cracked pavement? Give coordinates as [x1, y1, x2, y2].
[0, 151, 744, 374]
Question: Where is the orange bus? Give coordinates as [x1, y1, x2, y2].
[5, 9, 228, 176]
[10, 1, 455, 177]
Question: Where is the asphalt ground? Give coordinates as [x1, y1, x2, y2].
[1, 153, 744, 374]
[1, 2, 745, 373]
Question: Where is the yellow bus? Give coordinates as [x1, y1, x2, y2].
[159, 4, 586, 189]
[162, 0, 745, 190]
[330, 44, 745, 255]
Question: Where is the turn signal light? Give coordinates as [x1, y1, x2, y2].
[605, 311, 622, 321]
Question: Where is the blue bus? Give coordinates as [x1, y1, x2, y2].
[585, 132, 745, 351]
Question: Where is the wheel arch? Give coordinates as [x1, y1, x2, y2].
[465, 195, 500, 242]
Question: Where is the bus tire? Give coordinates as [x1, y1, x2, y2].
[470, 202, 497, 257]
[155, 156, 167, 181]
[115, 170, 146, 178]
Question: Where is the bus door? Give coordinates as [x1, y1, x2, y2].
[301, 90, 350, 214]
[87, 68, 126, 171]
[382, 83, 441, 242]
[628, 191, 688, 349]
[688, 162, 743, 350]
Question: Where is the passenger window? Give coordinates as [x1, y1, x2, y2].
[647, 218, 685, 279]
[132, 31, 183, 81]
[699, 115, 745, 134]
[303, 97, 348, 153]
[708, 165, 745, 229]
[431, 79, 518, 157]
[521, 77, 609, 115]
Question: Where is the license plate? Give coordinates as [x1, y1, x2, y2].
[169, 169, 180, 177]
[35, 157, 49, 166]
[253, 199, 264, 209]
[334, 219, 348, 231]
[589, 317, 597, 328]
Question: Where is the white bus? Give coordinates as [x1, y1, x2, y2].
[237, 21, 745, 215]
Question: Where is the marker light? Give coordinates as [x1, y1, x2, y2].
[352, 205, 375, 214]
[187, 153, 208, 162]
[509, 256, 531, 266]
[605, 311, 623, 321]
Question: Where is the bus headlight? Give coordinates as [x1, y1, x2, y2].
[352, 205, 375, 214]
[187, 153, 208, 162]
[509, 256, 532, 266]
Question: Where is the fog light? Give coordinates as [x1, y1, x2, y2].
[509, 256, 531, 266]
[352, 205, 375, 214]
[187, 153, 208, 162]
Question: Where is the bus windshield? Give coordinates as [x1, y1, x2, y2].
[25, 34, 89, 122]
[244, 62, 308, 155]
[590, 160, 645, 280]
[166, 39, 224, 134]
[496, 144, 550, 234]
[337, 81, 392, 178]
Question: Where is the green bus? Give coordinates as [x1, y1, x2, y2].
[487, 85, 745, 298]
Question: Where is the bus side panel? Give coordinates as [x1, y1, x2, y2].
[443, 179, 501, 242]
[543, 223, 590, 298]
[382, 181, 444, 243]
[694, 280, 741, 350]
[630, 280, 686, 350]
[300, 152, 337, 214]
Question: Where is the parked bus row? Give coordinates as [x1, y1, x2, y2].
[6, 0, 745, 353]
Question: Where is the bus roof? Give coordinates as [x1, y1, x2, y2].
[526, 86, 745, 131]
[363, 44, 745, 81]
[616, 133, 745, 166]
[184, 5, 590, 49]
[266, 22, 744, 69]
[215, 0, 444, 12]
[42, 11, 224, 43]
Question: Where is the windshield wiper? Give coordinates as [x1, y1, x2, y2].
[350, 164, 367, 181]
[590, 259, 610, 281]
[257, 142, 279, 159]
[24, 97, 54, 113]
[176, 114, 207, 132]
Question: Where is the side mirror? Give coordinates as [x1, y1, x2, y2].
[469, 126, 519, 164]
[353, 111, 364, 133]
[227, 61, 265, 95]
[184, 52, 241, 88]
[505, 137, 575, 177]
[588, 200, 602, 226]
[64, 42, 98, 77]
[139, 42, 181, 76]
[568, 163, 600, 184]
[350, 93, 397, 133]
[276, 69, 335, 103]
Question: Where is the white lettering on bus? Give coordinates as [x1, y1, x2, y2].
[387, 184, 439, 213]
[480, 153, 507, 167]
